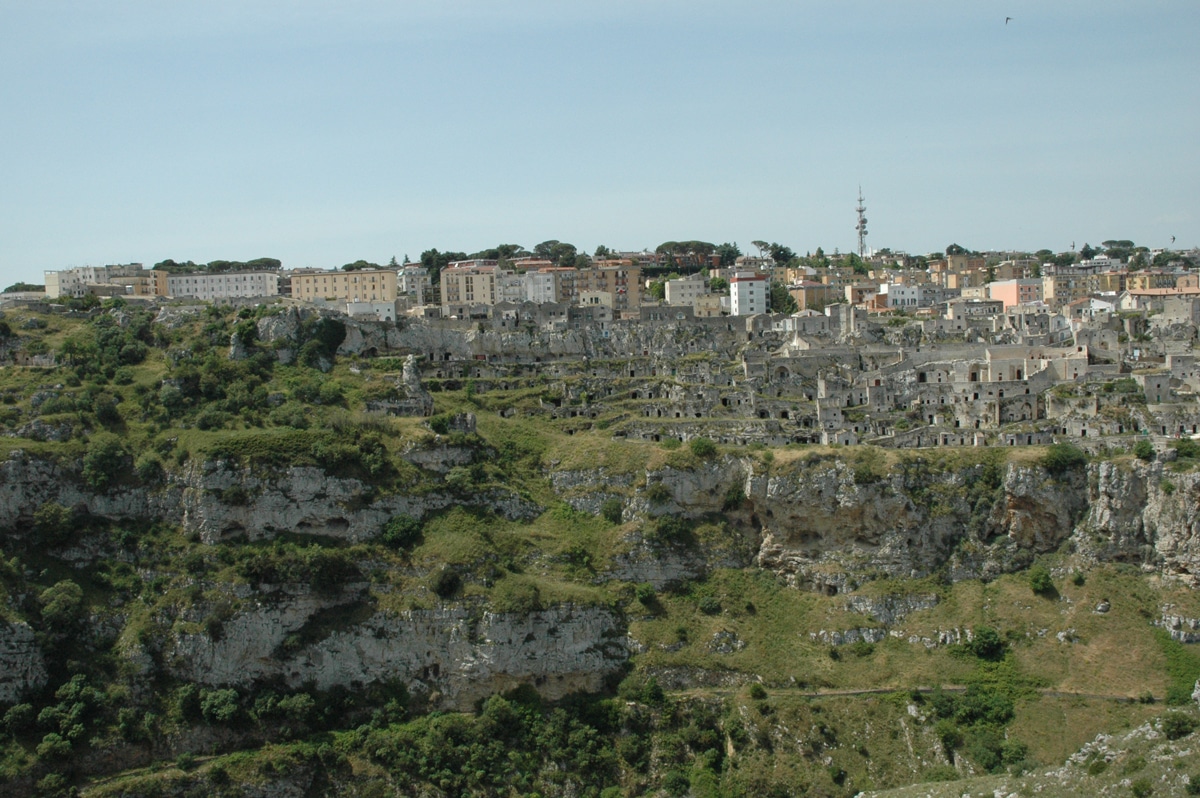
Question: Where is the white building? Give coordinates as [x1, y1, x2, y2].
[730, 271, 768, 316]
[664, 273, 709, 307]
[525, 271, 559, 304]
[44, 264, 146, 298]
[879, 283, 947, 309]
[346, 300, 399, 322]
[397, 265, 431, 306]
[167, 271, 279, 300]
[496, 271, 526, 304]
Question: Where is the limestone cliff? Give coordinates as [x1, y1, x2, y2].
[0, 449, 540, 545]
[552, 454, 1197, 592]
[165, 590, 628, 710]
[0, 621, 47, 703]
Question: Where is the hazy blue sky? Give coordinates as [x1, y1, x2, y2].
[2, 1, 1197, 284]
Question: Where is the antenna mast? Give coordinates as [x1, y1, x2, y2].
[855, 187, 868, 258]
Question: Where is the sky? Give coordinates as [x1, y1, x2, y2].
[1, 0, 1198, 285]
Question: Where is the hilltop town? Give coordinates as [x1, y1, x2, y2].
[2, 243, 1200, 796]
[9, 240, 1200, 453]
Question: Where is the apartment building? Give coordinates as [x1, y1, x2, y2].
[397, 265, 431, 306]
[574, 266, 642, 312]
[167, 271, 280, 300]
[291, 269, 398, 303]
[664, 273, 709, 306]
[730, 271, 767, 316]
[44, 264, 147, 298]
[988, 279, 1043, 309]
[440, 262, 497, 310]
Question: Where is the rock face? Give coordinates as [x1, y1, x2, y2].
[553, 455, 1199, 592]
[0, 450, 540, 546]
[168, 593, 628, 710]
[1075, 461, 1200, 581]
[0, 622, 47, 703]
[6, 446, 1200, 707]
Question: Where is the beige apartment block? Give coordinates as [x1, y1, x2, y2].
[292, 270, 398, 303]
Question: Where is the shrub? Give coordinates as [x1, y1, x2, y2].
[3, 703, 35, 735]
[1174, 438, 1200, 460]
[82, 432, 128, 490]
[966, 626, 1005, 661]
[135, 452, 165, 485]
[647, 516, 691, 546]
[33, 502, 75, 546]
[1131, 776, 1153, 797]
[1134, 439, 1155, 461]
[200, 688, 241, 724]
[36, 732, 72, 759]
[1029, 564, 1054, 595]
[1071, 571, 1086, 586]
[748, 683, 767, 701]
[698, 596, 721, 615]
[444, 466, 474, 493]
[1162, 712, 1198, 740]
[663, 769, 690, 797]
[1041, 442, 1087, 477]
[39, 580, 83, 630]
[381, 515, 422, 550]
[644, 482, 672, 503]
[689, 437, 717, 458]
[635, 583, 656, 606]
[600, 498, 624, 525]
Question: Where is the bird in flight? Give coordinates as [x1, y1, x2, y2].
[1006, 16, 1012, 24]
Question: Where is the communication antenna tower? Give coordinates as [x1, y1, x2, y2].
[855, 187, 868, 258]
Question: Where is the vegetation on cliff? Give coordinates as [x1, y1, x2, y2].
[0, 302, 1198, 797]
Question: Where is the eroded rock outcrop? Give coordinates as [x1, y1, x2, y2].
[168, 593, 629, 710]
[0, 621, 47, 703]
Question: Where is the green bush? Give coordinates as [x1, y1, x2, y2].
[748, 683, 767, 701]
[1134, 439, 1155, 461]
[381, 515, 422, 550]
[635, 583, 656, 606]
[966, 626, 1005, 661]
[1041, 442, 1087, 477]
[689, 437, 717, 458]
[3, 703, 35, 735]
[39, 580, 83, 630]
[1029, 564, 1054, 595]
[135, 452, 165, 484]
[35, 732, 71, 759]
[1162, 712, 1198, 740]
[200, 688, 241, 724]
[82, 432, 128, 490]
[1174, 438, 1200, 460]
[1131, 776, 1153, 797]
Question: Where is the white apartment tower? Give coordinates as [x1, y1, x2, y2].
[729, 271, 767, 316]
